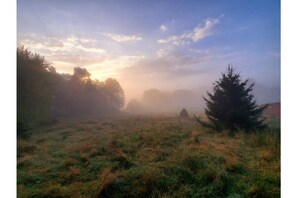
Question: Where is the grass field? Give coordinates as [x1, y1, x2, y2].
[17, 115, 280, 198]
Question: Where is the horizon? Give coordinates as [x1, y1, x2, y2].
[17, 0, 280, 104]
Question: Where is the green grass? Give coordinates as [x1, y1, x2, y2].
[17, 115, 280, 197]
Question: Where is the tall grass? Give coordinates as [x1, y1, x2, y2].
[17, 116, 280, 198]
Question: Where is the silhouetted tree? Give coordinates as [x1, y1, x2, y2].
[126, 99, 144, 113]
[103, 78, 125, 110]
[18, 47, 126, 132]
[196, 66, 267, 135]
[53, 67, 125, 117]
[17, 46, 56, 137]
[179, 108, 189, 118]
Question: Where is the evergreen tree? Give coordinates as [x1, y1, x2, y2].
[197, 66, 267, 134]
[179, 108, 189, 118]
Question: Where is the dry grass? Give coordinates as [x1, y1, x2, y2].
[17, 115, 280, 197]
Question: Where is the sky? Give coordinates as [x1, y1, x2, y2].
[17, 0, 280, 103]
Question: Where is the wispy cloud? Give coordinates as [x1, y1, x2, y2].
[119, 47, 240, 82]
[19, 38, 64, 52]
[76, 45, 105, 53]
[158, 35, 190, 46]
[19, 35, 105, 54]
[191, 18, 220, 41]
[79, 38, 98, 44]
[18, 34, 108, 73]
[106, 33, 143, 42]
[157, 17, 220, 46]
[160, 24, 168, 32]
[18, 33, 149, 79]
[52, 53, 106, 66]
[156, 48, 168, 58]
[86, 55, 146, 80]
[89, 55, 146, 70]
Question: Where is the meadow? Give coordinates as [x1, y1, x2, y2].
[17, 115, 280, 198]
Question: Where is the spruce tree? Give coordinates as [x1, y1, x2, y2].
[199, 66, 267, 134]
[179, 108, 189, 118]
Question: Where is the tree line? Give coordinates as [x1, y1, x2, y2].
[17, 46, 125, 137]
[17, 46, 268, 137]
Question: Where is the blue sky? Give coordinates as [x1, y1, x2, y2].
[17, 0, 280, 101]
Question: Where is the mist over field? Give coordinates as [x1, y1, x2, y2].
[18, 0, 280, 114]
[17, 0, 280, 197]
[125, 84, 280, 115]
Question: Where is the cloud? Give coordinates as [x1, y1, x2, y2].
[51, 53, 106, 66]
[18, 34, 108, 73]
[115, 47, 243, 102]
[118, 46, 244, 85]
[18, 32, 149, 81]
[61, 36, 105, 53]
[19, 35, 105, 54]
[79, 38, 97, 44]
[19, 38, 64, 52]
[119, 52, 212, 80]
[156, 48, 168, 58]
[106, 33, 143, 42]
[76, 45, 105, 53]
[191, 18, 220, 42]
[117, 46, 243, 101]
[157, 33, 191, 46]
[90, 55, 145, 69]
[157, 17, 220, 46]
[160, 24, 168, 32]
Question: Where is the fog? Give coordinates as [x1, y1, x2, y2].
[125, 89, 204, 115]
[124, 84, 280, 115]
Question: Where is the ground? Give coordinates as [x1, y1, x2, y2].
[17, 115, 280, 198]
